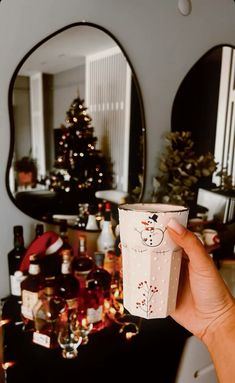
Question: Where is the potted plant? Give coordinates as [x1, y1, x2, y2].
[152, 131, 217, 216]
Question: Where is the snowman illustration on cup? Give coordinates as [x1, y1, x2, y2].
[136, 214, 166, 247]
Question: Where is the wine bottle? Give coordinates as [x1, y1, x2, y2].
[71, 235, 94, 289]
[57, 249, 80, 313]
[21, 254, 44, 331]
[8, 225, 26, 300]
[33, 276, 67, 349]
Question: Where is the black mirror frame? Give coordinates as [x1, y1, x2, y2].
[6, 21, 146, 222]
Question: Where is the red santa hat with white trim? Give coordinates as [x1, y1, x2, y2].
[20, 230, 63, 272]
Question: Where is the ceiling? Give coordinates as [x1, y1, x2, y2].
[19, 25, 117, 76]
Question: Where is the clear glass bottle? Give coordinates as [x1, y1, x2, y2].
[57, 249, 80, 313]
[97, 205, 116, 275]
[71, 235, 94, 289]
[21, 254, 44, 331]
[81, 279, 105, 332]
[8, 225, 26, 300]
[33, 276, 67, 349]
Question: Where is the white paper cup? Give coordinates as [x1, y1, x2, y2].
[118, 203, 189, 319]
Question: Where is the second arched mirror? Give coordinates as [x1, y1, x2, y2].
[6, 22, 146, 223]
[172, 44, 235, 187]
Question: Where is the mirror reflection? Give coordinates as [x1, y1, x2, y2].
[7, 23, 145, 224]
[172, 45, 235, 187]
[171, 45, 222, 156]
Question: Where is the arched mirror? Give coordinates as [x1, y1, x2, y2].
[172, 44, 235, 188]
[6, 22, 146, 224]
[171, 45, 222, 156]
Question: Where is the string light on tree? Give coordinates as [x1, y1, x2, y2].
[49, 97, 112, 211]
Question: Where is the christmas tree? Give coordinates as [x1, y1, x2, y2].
[49, 97, 112, 212]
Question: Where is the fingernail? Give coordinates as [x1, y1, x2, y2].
[167, 218, 185, 235]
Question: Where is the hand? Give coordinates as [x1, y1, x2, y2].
[167, 218, 235, 341]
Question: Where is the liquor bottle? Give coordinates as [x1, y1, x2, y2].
[8, 225, 27, 300]
[87, 252, 111, 299]
[82, 279, 105, 332]
[97, 204, 116, 275]
[71, 235, 94, 289]
[32, 276, 67, 349]
[21, 254, 44, 331]
[58, 219, 73, 256]
[57, 249, 80, 313]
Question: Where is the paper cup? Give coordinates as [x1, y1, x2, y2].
[118, 203, 189, 319]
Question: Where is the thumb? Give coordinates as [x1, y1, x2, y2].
[167, 218, 214, 272]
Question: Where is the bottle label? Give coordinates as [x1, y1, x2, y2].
[33, 331, 50, 348]
[21, 290, 39, 320]
[10, 271, 26, 296]
[87, 305, 103, 324]
[28, 264, 40, 275]
[61, 262, 70, 274]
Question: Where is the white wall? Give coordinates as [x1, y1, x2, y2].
[1, 0, 235, 298]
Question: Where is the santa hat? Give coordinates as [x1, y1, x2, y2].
[20, 230, 63, 272]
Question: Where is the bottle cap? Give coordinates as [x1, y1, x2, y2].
[79, 235, 86, 245]
[61, 249, 72, 260]
[29, 254, 38, 263]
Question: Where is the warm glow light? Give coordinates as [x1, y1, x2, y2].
[109, 307, 116, 316]
[81, 318, 87, 327]
[0, 319, 10, 326]
[125, 332, 134, 341]
[104, 300, 110, 311]
[2, 361, 15, 370]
